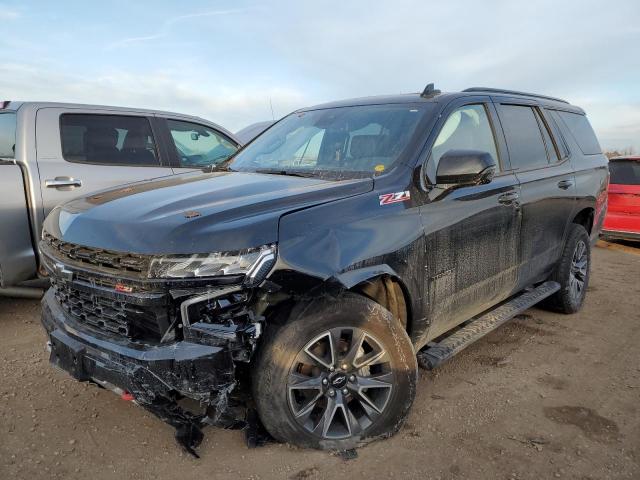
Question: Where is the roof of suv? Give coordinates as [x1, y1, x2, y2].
[300, 87, 584, 114]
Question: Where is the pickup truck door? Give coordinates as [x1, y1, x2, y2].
[36, 107, 174, 217]
[419, 98, 522, 341]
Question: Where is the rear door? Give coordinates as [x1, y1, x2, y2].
[36, 108, 174, 216]
[494, 100, 577, 290]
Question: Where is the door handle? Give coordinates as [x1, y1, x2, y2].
[498, 191, 520, 205]
[45, 177, 82, 189]
[557, 179, 573, 190]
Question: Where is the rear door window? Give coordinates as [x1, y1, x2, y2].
[556, 111, 601, 155]
[166, 119, 238, 168]
[609, 160, 640, 185]
[60, 114, 159, 166]
[499, 105, 549, 170]
[533, 109, 559, 163]
[0, 112, 16, 158]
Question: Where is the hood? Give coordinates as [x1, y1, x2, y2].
[43, 171, 372, 254]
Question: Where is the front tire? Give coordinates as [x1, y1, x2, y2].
[252, 293, 417, 450]
[545, 224, 591, 313]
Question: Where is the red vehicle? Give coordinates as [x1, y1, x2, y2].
[602, 156, 640, 241]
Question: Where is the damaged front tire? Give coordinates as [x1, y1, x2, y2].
[252, 293, 417, 450]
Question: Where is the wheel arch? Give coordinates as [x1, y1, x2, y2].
[572, 207, 595, 234]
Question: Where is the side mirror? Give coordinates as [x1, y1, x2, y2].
[435, 149, 497, 186]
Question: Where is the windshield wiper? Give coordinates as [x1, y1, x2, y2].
[254, 169, 317, 178]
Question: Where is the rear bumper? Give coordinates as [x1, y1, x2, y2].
[41, 289, 235, 403]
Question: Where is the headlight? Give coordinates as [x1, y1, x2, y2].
[148, 244, 276, 284]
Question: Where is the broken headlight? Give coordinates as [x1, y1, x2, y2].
[148, 245, 276, 284]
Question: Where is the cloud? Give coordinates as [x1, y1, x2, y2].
[0, 7, 19, 20]
[0, 62, 307, 131]
[107, 8, 249, 49]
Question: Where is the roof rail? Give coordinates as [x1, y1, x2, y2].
[462, 87, 569, 104]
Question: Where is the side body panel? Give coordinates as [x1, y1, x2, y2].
[550, 110, 609, 243]
[276, 164, 430, 345]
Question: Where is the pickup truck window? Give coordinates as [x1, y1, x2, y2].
[556, 111, 602, 155]
[430, 104, 499, 170]
[166, 119, 238, 168]
[0, 112, 16, 158]
[499, 105, 549, 170]
[60, 114, 160, 166]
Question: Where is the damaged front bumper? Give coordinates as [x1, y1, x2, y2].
[41, 289, 247, 455]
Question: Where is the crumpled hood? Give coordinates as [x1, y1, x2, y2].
[44, 171, 373, 254]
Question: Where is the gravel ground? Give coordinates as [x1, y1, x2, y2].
[1, 243, 639, 480]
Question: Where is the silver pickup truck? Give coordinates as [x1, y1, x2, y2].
[0, 101, 241, 293]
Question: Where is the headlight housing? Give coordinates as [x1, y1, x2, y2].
[148, 244, 276, 284]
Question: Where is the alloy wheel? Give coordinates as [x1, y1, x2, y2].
[287, 327, 394, 439]
[569, 239, 588, 302]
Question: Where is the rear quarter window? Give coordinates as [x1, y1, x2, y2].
[0, 112, 17, 158]
[556, 111, 601, 155]
[609, 160, 640, 185]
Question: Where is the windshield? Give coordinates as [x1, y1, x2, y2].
[228, 104, 429, 177]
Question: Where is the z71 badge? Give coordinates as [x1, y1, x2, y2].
[379, 191, 411, 206]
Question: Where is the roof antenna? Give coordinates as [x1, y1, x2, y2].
[269, 97, 275, 121]
[420, 83, 441, 98]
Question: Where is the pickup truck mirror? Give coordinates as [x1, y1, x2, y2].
[435, 149, 497, 186]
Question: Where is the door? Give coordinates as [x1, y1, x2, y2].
[159, 118, 239, 171]
[420, 99, 522, 341]
[494, 102, 577, 290]
[36, 108, 174, 216]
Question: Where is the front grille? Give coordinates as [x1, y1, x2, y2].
[42, 232, 150, 276]
[52, 280, 170, 342]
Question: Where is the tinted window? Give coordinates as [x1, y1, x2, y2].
[431, 104, 499, 169]
[609, 160, 640, 185]
[499, 105, 548, 170]
[534, 109, 559, 162]
[543, 110, 569, 159]
[0, 112, 16, 158]
[230, 105, 429, 177]
[60, 114, 159, 166]
[167, 120, 238, 167]
[557, 111, 601, 155]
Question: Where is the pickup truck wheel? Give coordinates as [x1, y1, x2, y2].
[544, 224, 591, 313]
[252, 293, 417, 450]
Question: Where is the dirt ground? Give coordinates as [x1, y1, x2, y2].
[1, 243, 639, 480]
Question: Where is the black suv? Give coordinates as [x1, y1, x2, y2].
[39, 86, 608, 454]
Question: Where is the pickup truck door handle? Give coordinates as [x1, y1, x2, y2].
[498, 191, 520, 205]
[45, 177, 82, 189]
[557, 179, 574, 190]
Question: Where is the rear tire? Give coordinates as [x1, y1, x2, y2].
[544, 224, 591, 313]
[252, 293, 417, 450]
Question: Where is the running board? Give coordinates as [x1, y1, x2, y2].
[417, 281, 560, 370]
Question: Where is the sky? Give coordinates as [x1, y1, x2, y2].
[1, 0, 639, 151]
